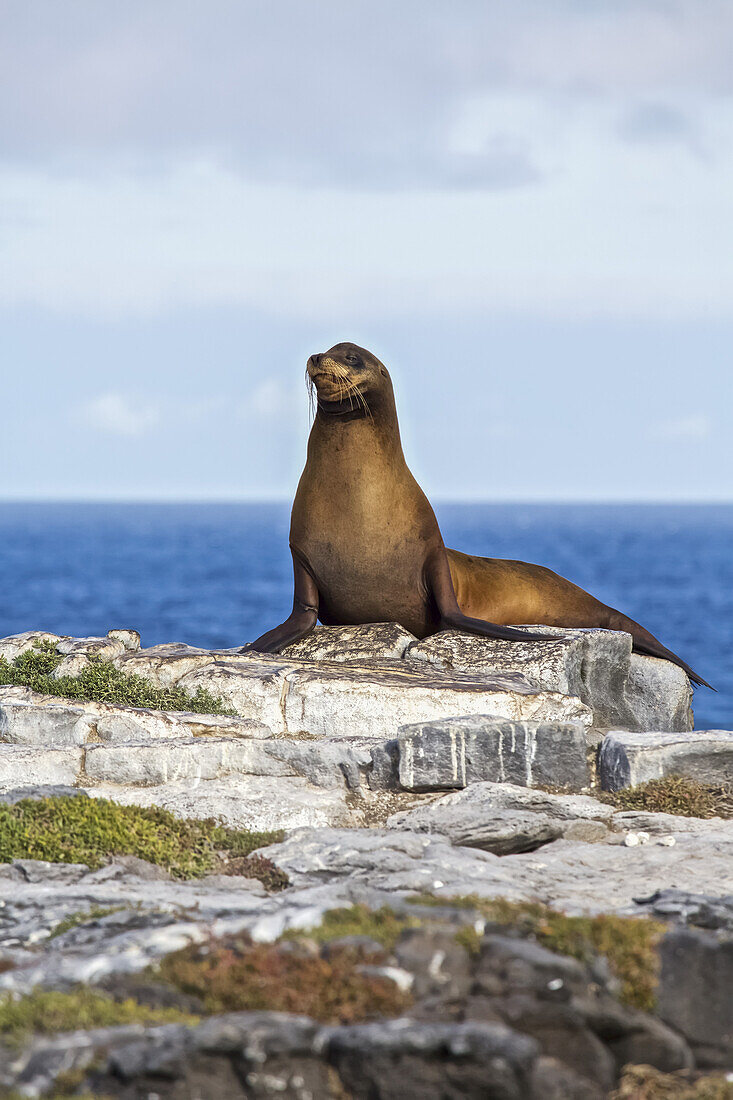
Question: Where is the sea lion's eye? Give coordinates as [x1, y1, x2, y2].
[346, 354, 358, 365]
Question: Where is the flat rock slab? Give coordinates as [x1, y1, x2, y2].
[387, 781, 615, 850]
[599, 729, 733, 791]
[89, 775, 358, 832]
[0, 686, 271, 747]
[407, 627, 693, 733]
[176, 657, 591, 741]
[398, 716, 590, 791]
[264, 826, 733, 914]
[283, 622, 417, 662]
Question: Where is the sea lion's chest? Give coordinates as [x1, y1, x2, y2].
[291, 472, 436, 632]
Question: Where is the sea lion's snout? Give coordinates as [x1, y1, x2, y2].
[307, 353, 322, 377]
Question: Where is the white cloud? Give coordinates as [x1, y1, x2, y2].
[651, 414, 712, 441]
[80, 392, 159, 437]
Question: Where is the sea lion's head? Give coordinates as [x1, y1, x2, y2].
[307, 342, 391, 417]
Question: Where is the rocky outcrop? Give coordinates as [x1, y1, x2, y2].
[1, 623, 731, 1093]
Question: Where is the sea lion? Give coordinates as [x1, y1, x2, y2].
[245, 342, 708, 687]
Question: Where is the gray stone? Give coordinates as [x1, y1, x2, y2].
[283, 621, 417, 662]
[90, 775, 359, 831]
[0, 685, 272, 747]
[640, 889, 733, 932]
[263, 825, 733, 914]
[0, 784, 88, 804]
[624, 653, 694, 735]
[83, 737, 294, 786]
[406, 626, 692, 733]
[0, 744, 82, 789]
[178, 656, 592, 741]
[389, 805, 562, 854]
[398, 716, 589, 791]
[657, 926, 733, 1066]
[599, 729, 733, 791]
[114, 642, 216, 686]
[386, 782, 616, 851]
[327, 1019, 539, 1100]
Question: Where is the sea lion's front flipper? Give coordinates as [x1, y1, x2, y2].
[425, 549, 555, 644]
[242, 550, 319, 654]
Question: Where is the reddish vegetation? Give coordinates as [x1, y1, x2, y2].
[157, 936, 411, 1024]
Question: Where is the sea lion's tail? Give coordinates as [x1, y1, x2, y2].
[608, 611, 713, 690]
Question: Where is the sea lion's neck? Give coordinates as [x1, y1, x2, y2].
[311, 390, 404, 460]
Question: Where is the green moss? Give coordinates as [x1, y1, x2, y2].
[0, 795, 283, 880]
[600, 775, 733, 819]
[0, 642, 234, 715]
[47, 907, 123, 940]
[284, 905, 422, 950]
[0, 987, 197, 1042]
[157, 935, 411, 1024]
[411, 895, 665, 1011]
[612, 1064, 733, 1099]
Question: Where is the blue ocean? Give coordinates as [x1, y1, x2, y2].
[0, 502, 730, 730]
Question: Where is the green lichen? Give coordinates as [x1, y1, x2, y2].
[47, 907, 124, 940]
[600, 775, 733, 819]
[0, 795, 283, 880]
[411, 895, 665, 1011]
[0, 987, 198, 1043]
[0, 642, 234, 715]
[284, 905, 422, 950]
[156, 934, 411, 1023]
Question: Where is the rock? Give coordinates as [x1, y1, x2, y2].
[263, 824, 733, 913]
[640, 889, 733, 932]
[283, 622, 417, 662]
[406, 627, 692, 733]
[0, 744, 82, 788]
[90, 775, 359, 831]
[624, 652, 694, 736]
[599, 729, 733, 791]
[386, 782, 616, 851]
[83, 737, 294, 786]
[657, 925, 733, 1067]
[114, 642, 216, 686]
[0, 685, 272, 748]
[326, 1019, 540, 1100]
[0, 630, 64, 661]
[53, 632, 130, 676]
[398, 716, 589, 791]
[389, 804, 563, 854]
[0, 784, 88, 804]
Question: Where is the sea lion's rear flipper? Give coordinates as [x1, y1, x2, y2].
[425, 548, 555, 644]
[608, 612, 713, 689]
[242, 551, 319, 655]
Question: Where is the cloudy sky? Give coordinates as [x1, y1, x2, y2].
[2, 0, 732, 500]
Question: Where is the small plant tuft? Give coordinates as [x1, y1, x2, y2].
[0, 796, 284, 881]
[0, 642, 234, 715]
[0, 987, 197, 1043]
[611, 1064, 733, 1099]
[283, 905, 422, 950]
[599, 775, 733, 819]
[47, 906, 123, 940]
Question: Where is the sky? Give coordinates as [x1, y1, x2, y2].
[2, 0, 732, 501]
